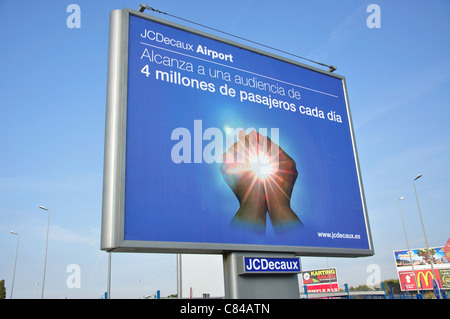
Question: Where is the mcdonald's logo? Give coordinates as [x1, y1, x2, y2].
[417, 270, 434, 288]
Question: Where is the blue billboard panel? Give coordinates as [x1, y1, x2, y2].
[102, 9, 373, 256]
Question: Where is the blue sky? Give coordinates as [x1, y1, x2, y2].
[1, 0, 449, 298]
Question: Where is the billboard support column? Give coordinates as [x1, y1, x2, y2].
[177, 254, 182, 299]
[223, 252, 300, 299]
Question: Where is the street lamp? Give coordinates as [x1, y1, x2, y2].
[9, 231, 19, 299]
[412, 174, 441, 298]
[39, 206, 50, 299]
[397, 197, 419, 294]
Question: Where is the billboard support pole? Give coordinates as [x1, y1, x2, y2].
[177, 254, 182, 299]
[223, 252, 300, 299]
[107, 252, 111, 299]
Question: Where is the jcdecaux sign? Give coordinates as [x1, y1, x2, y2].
[240, 257, 301, 274]
[101, 8, 374, 257]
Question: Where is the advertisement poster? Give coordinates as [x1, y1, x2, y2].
[301, 268, 339, 292]
[103, 10, 373, 256]
[445, 238, 450, 264]
[393, 247, 449, 291]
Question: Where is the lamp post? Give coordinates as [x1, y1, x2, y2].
[9, 231, 19, 299]
[412, 174, 441, 298]
[39, 206, 50, 299]
[397, 197, 419, 294]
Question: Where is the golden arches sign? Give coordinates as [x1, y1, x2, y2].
[417, 270, 434, 288]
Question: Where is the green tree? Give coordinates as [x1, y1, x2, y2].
[382, 279, 400, 294]
[0, 279, 6, 299]
[349, 284, 372, 291]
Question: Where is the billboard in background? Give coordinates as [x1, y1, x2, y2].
[393, 246, 450, 291]
[445, 238, 450, 263]
[101, 8, 373, 256]
[301, 268, 339, 292]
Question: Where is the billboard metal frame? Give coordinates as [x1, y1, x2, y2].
[101, 8, 374, 257]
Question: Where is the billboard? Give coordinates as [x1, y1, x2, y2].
[393, 246, 450, 291]
[101, 8, 373, 256]
[301, 268, 339, 292]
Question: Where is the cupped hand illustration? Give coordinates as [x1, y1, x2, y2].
[220, 130, 301, 233]
[220, 130, 267, 231]
[260, 133, 302, 231]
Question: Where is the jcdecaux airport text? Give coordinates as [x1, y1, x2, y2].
[140, 28, 234, 62]
[139, 28, 344, 124]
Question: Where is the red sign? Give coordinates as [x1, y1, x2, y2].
[398, 270, 417, 291]
[398, 269, 441, 291]
[305, 283, 339, 293]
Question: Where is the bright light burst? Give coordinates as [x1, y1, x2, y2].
[249, 153, 277, 180]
